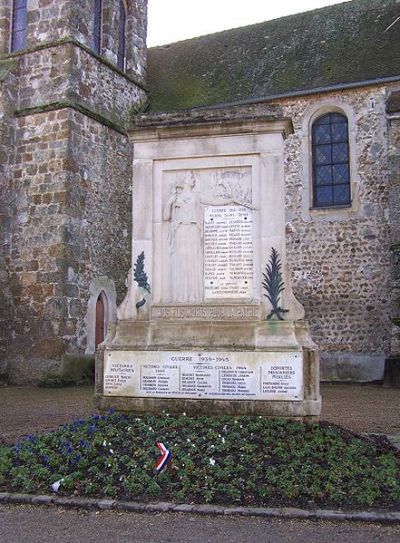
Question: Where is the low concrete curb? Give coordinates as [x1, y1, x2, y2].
[0, 492, 399, 523]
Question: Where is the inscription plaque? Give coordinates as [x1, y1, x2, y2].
[150, 304, 260, 320]
[104, 351, 303, 401]
[204, 205, 253, 299]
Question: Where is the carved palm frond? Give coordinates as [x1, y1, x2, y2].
[133, 251, 151, 294]
[262, 247, 287, 320]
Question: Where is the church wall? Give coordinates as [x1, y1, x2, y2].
[16, 43, 147, 129]
[0, 0, 147, 382]
[277, 86, 392, 380]
[5, 107, 132, 383]
[65, 110, 132, 353]
[6, 109, 70, 382]
[0, 63, 17, 377]
[0, 0, 147, 84]
[387, 98, 400, 355]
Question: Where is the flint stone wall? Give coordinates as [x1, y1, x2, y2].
[278, 85, 392, 380]
[388, 91, 400, 354]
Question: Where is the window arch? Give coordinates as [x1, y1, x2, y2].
[93, 0, 103, 55]
[312, 112, 351, 208]
[117, 0, 127, 70]
[11, 0, 27, 52]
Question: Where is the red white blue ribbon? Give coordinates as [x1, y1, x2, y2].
[155, 442, 171, 472]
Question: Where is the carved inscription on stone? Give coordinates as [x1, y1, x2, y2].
[104, 351, 303, 401]
[150, 305, 260, 320]
[204, 205, 253, 299]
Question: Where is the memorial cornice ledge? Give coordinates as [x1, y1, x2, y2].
[128, 115, 294, 142]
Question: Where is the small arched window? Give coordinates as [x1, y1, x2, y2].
[11, 0, 28, 52]
[312, 112, 351, 208]
[117, 0, 127, 70]
[93, 0, 103, 55]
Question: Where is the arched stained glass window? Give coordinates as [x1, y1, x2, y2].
[93, 0, 103, 55]
[117, 0, 127, 70]
[11, 0, 27, 52]
[312, 112, 351, 208]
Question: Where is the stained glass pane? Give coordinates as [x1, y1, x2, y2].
[316, 187, 333, 207]
[14, 8, 27, 31]
[11, 0, 27, 51]
[331, 112, 346, 123]
[117, 0, 126, 70]
[315, 165, 332, 186]
[315, 144, 331, 165]
[332, 143, 349, 163]
[331, 122, 347, 142]
[332, 164, 350, 184]
[313, 124, 331, 144]
[333, 185, 351, 205]
[315, 113, 331, 125]
[93, 0, 102, 54]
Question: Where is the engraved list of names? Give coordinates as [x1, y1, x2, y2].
[204, 205, 253, 299]
[104, 351, 303, 401]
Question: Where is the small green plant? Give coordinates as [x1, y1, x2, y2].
[0, 413, 399, 510]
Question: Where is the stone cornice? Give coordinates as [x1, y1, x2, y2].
[0, 38, 147, 92]
[15, 100, 128, 136]
[129, 116, 294, 142]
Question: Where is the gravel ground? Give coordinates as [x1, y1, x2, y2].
[0, 505, 399, 543]
[0, 383, 399, 445]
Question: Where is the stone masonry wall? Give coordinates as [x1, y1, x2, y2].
[16, 43, 147, 129]
[6, 109, 71, 382]
[0, 0, 147, 84]
[0, 0, 147, 382]
[6, 107, 132, 383]
[387, 92, 400, 354]
[278, 86, 392, 380]
[0, 61, 17, 376]
[63, 110, 132, 352]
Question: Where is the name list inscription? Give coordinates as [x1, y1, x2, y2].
[104, 351, 303, 401]
[204, 206, 253, 299]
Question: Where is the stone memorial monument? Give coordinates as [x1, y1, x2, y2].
[95, 116, 321, 419]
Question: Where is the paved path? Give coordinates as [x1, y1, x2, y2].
[1, 383, 399, 444]
[0, 505, 399, 543]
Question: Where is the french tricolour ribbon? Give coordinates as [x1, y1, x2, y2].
[155, 442, 171, 472]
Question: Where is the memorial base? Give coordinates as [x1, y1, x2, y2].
[94, 319, 321, 420]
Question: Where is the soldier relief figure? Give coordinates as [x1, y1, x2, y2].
[163, 170, 253, 303]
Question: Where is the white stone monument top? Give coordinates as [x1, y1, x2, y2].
[98, 117, 320, 419]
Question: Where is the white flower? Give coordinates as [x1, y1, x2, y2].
[187, 438, 191, 442]
[103, 440, 107, 446]
[109, 449, 114, 454]
[51, 479, 64, 493]
[209, 458, 216, 466]
[182, 412, 186, 416]
[221, 437, 225, 444]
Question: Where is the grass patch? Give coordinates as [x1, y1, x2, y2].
[0, 412, 399, 509]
